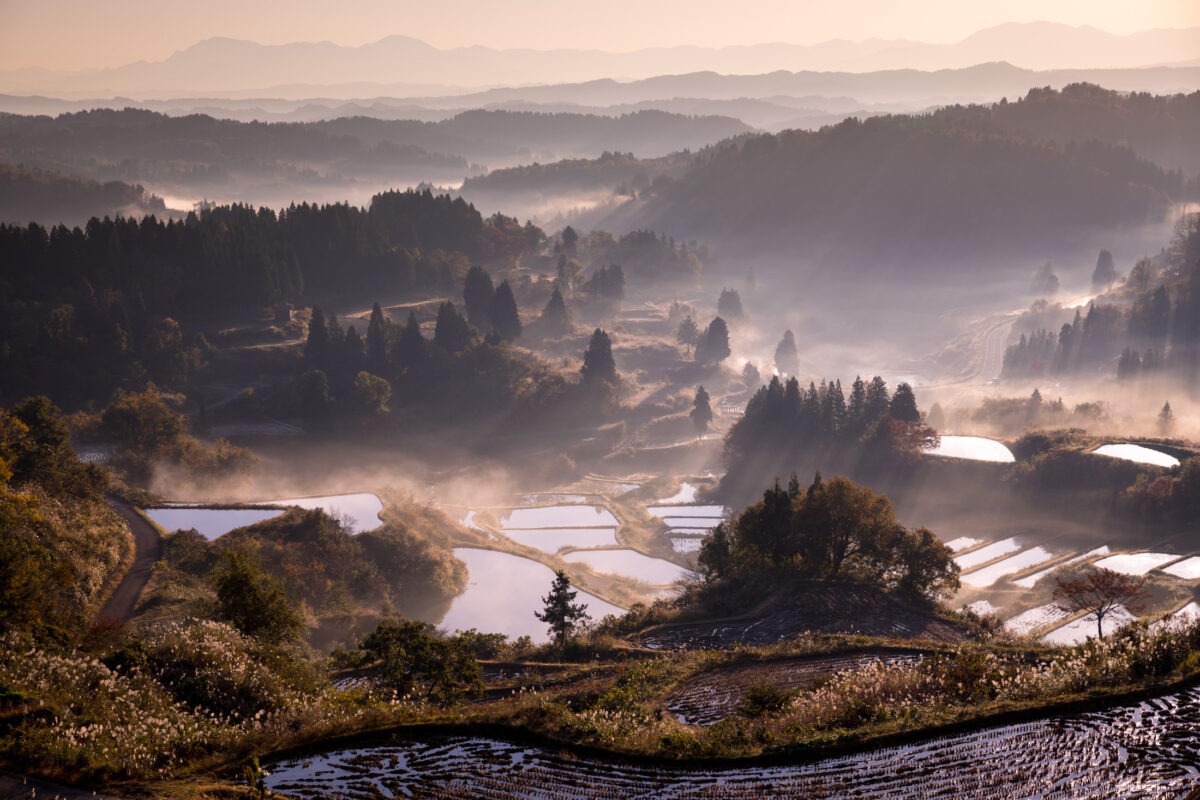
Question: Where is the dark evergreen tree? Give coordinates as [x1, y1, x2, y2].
[889, 382, 920, 422]
[366, 303, 388, 372]
[462, 266, 495, 329]
[304, 305, 329, 363]
[393, 310, 427, 370]
[690, 385, 713, 433]
[535, 569, 588, 648]
[299, 369, 332, 433]
[742, 361, 761, 388]
[864, 376, 890, 424]
[774, 330, 799, 376]
[541, 285, 570, 335]
[1159, 401, 1175, 435]
[695, 317, 731, 364]
[847, 376, 867, 428]
[343, 326, 366, 373]
[487, 279, 522, 341]
[433, 302, 472, 354]
[1092, 249, 1118, 289]
[580, 328, 617, 384]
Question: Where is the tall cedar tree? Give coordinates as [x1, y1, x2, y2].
[535, 569, 588, 648]
[690, 385, 713, 433]
[864, 376, 891, 424]
[676, 316, 700, 356]
[541, 286, 570, 335]
[304, 306, 329, 363]
[488, 280, 522, 341]
[889, 382, 921, 422]
[1159, 401, 1175, 435]
[366, 303, 388, 372]
[1092, 249, 1118, 289]
[774, 330, 799, 376]
[696, 317, 731, 364]
[462, 266, 495, 329]
[433, 302, 472, 353]
[742, 362, 761, 388]
[393, 311, 426, 370]
[300, 369, 332, 433]
[581, 328, 617, 384]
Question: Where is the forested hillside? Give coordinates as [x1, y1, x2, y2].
[0, 162, 168, 226]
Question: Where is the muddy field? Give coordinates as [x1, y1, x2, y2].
[266, 687, 1200, 799]
[639, 583, 966, 650]
[666, 649, 925, 725]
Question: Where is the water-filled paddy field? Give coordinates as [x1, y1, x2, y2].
[266, 686, 1200, 799]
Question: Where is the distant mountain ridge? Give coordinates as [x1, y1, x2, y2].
[3, 22, 1198, 98]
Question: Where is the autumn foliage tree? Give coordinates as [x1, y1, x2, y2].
[1053, 567, 1149, 640]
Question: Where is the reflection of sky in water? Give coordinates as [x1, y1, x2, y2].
[1092, 444, 1180, 468]
[439, 548, 624, 643]
[928, 436, 1015, 462]
[502, 528, 619, 553]
[563, 549, 692, 585]
[145, 508, 283, 540]
[500, 505, 617, 529]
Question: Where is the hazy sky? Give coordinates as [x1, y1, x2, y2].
[2, 0, 1198, 71]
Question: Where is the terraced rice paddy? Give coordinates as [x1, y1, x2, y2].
[501, 505, 618, 529]
[960, 547, 1053, 588]
[1004, 603, 1070, 636]
[1092, 444, 1181, 468]
[439, 548, 624, 642]
[1042, 605, 1137, 646]
[954, 538, 1022, 570]
[944, 536, 982, 552]
[502, 528, 619, 553]
[927, 436, 1015, 463]
[266, 686, 1200, 799]
[666, 650, 924, 725]
[1164, 557, 1200, 580]
[1094, 552, 1179, 576]
[1013, 547, 1110, 589]
[144, 507, 284, 540]
[562, 549, 692, 585]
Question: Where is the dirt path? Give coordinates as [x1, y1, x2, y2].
[98, 497, 162, 622]
[0, 771, 125, 799]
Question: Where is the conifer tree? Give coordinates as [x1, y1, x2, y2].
[864, 376, 890, 424]
[1159, 401, 1175, 436]
[366, 303, 388, 372]
[717, 287, 744, 318]
[581, 328, 617, 384]
[463, 266, 495, 329]
[1092, 249, 1118, 289]
[433, 302, 472, 353]
[535, 570, 588, 648]
[541, 285, 570, 335]
[393, 310, 426, 370]
[889, 382, 920, 422]
[774, 330, 799, 376]
[696, 317, 731, 364]
[488, 279, 522, 341]
[741, 361, 761, 388]
[848, 376, 867, 428]
[690, 385, 713, 433]
[304, 306, 329, 363]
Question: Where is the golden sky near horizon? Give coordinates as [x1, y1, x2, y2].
[0, 0, 1197, 71]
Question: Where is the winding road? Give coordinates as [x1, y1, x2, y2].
[98, 497, 161, 622]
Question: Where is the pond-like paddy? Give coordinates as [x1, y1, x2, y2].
[1013, 546, 1110, 589]
[503, 528, 619, 553]
[959, 546, 1053, 588]
[1163, 556, 1200, 580]
[438, 548, 624, 642]
[647, 505, 726, 518]
[927, 436, 1015, 463]
[255, 493, 384, 533]
[500, 505, 618, 529]
[1093, 552, 1179, 576]
[953, 537, 1021, 570]
[657, 483, 698, 503]
[144, 507, 284, 540]
[1092, 444, 1180, 468]
[1042, 605, 1137, 646]
[562, 549, 693, 585]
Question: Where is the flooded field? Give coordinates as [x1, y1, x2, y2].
[266, 686, 1200, 799]
[1042, 605, 1137, 646]
[144, 507, 283, 539]
[500, 505, 619, 529]
[927, 436, 1015, 463]
[562, 549, 692, 585]
[954, 538, 1022, 570]
[1092, 444, 1181, 468]
[502, 528, 619, 553]
[960, 547, 1053, 588]
[1094, 552, 1179, 576]
[438, 548, 624, 642]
